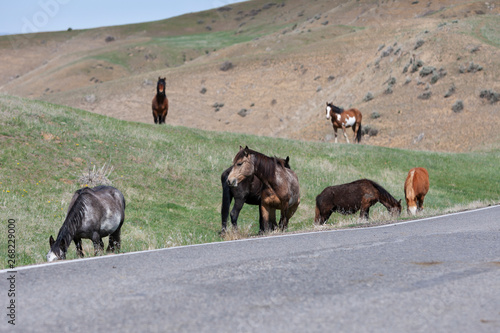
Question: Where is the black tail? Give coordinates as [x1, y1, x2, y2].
[220, 167, 233, 231]
[356, 124, 362, 143]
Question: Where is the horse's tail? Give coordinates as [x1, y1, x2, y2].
[356, 123, 362, 143]
[220, 168, 233, 230]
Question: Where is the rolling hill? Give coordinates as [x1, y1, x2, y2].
[1, 0, 499, 152]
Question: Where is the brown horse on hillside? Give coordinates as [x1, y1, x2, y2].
[315, 179, 401, 225]
[152, 77, 169, 124]
[227, 146, 300, 232]
[404, 167, 429, 215]
[325, 102, 362, 143]
[220, 156, 290, 234]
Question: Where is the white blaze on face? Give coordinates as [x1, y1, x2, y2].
[408, 205, 417, 215]
[326, 106, 331, 119]
[46, 251, 58, 262]
[343, 115, 356, 127]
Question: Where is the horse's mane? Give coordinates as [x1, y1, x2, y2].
[55, 189, 91, 248]
[328, 103, 344, 114]
[234, 147, 290, 180]
[404, 170, 415, 199]
[368, 179, 399, 205]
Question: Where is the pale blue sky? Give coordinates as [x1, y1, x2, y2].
[0, 0, 247, 35]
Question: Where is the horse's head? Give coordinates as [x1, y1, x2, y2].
[227, 146, 254, 187]
[157, 77, 166, 94]
[326, 102, 344, 119]
[46, 235, 67, 262]
[325, 102, 333, 120]
[391, 199, 402, 217]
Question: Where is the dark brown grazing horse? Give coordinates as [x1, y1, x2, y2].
[152, 77, 169, 124]
[227, 146, 300, 232]
[220, 156, 290, 234]
[404, 167, 430, 215]
[47, 185, 126, 262]
[325, 102, 362, 143]
[315, 179, 401, 225]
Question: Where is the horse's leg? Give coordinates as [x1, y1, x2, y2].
[230, 198, 245, 231]
[91, 232, 104, 256]
[417, 195, 424, 212]
[360, 206, 370, 219]
[343, 125, 350, 143]
[281, 201, 299, 230]
[74, 238, 84, 258]
[260, 204, 271, 233]
[269, 208, 277, 231]
[153, 110, 158, 124]
[107, 228, 121, 253]
[333, 126, 338, 143]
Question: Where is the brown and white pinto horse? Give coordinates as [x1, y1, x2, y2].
[227, 146, 300, 232]
[404, 167, 429, 215]
[152, 77, 169, 124]
[325, 102, 362, 143]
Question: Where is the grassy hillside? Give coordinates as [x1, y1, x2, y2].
[1, 95, 499, 268]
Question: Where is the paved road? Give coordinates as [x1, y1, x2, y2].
[2, 206, 500, 332]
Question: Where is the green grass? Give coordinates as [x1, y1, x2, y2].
[0, 95, 499, 268]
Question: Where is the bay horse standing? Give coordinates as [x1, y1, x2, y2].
[227, 146, 300, 232]
[325, 102, 362, 143]
[152, 77, 169, 124]
[404, 167, 429, 215]
[220, 156, 290, 234]
[315, 179, 401, 225]
[47, 185, 126, 262]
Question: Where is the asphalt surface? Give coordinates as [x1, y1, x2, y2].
[2, 206, 500, 332]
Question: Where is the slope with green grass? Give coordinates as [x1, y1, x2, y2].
[1, 95, 499, 268]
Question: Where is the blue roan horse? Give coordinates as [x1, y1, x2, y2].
[47, 185, 126, 262]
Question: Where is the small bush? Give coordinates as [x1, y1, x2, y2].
[363, 92, 374, 102]
[418, 91, 432, 100]
[452, 100, 464, 113]
[479, 90, 500, 104]
[444, 84, 456, 98]
[79, 163, 113, 187]
[371, 111, 381, 119]
[362, 125, 378, 137]
[420, 66, 436, 77]
[414, 39, 425, 50]
[220, 61, 234, 71]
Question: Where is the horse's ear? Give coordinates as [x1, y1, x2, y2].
[49, 235, 55, 247]
[239, 145, 244, 151]
[286, 156, 290, 163]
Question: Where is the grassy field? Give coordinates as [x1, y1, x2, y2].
[1, 94, 499, 268]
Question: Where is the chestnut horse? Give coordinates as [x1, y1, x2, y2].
[152, 77, 169, 124]
[315, 179, 401, 225]
[404, 167, 429, 215]
[325, 102, 362, 143]
[220, 156, 290, 234]
[227, 146, 300, 232]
